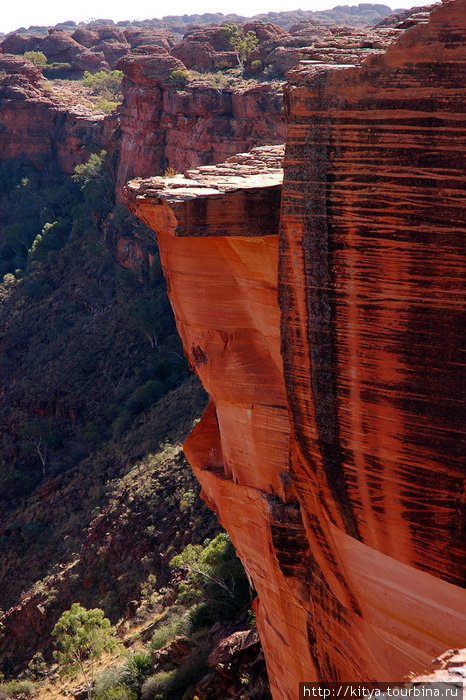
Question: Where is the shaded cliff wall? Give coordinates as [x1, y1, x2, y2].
[125, 1, 465, 695]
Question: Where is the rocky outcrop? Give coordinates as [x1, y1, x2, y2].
[123, 28, 176, 52]
[0, 54, 105, 172]
[0, 24, 178, 73]
[115, 53, 286, 194]
[171, 26, 236, 71]
[0, 30, 108, 74]
[125, 0, 466, 695]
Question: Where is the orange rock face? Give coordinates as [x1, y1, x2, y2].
[126, 2, 465, 695]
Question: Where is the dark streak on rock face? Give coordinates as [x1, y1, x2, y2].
[301, 118, 361, 543]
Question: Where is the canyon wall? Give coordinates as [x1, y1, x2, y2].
[0, 54, 105, 173]
[125, 0, 465, 696]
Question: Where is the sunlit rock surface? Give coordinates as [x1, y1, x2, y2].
[125, 2, 465, 694]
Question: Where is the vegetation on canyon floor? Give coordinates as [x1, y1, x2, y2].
[0, 140, 270, 697]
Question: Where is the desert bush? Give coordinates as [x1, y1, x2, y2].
[250, 59, 263, 75]
[150, 611, 191, 651]
[42, 62, 72, 78]
[94, 98, 118, 114]
[0, 470, 37, 501]
[72, 151, 113, 214]
[140, 671, 176, 700]
[92, 665, 126, 695]
[93, 689, 136, 700]
[2, 273, 16, 288]
[122, 652, 153, 693]
[0, 680, 37, 697]
[140, 642, 208, 700]
[83, 70, 123, 101]
[170, 532, 250, 628]
[169, 69, 189, 89]
[28, 218, 70, 263]
[23, 51, 47, 67]
[126, 380, 164, 415]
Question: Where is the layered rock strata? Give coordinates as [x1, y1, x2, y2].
[275, 0, 466, 686]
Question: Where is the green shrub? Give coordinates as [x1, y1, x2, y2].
[250, 59, 263, 75]
[169, 70, 189, 89]
[140, 645, 208, 700]
[47, 62, 72, 69]
[83, 70, 123, 101]
[28, 218, 70, 263]
[93, 665, 126, 695]
[23, 51, 47, 67]
[72, 151, 113, 214]
[141, 671, 176, 700]
[122, 652, 153, 693]
[0, 470, 37, 502]
[42, 62, 72, 78]
[0, 680, 37, 697]
[93, 688, 137, 700]
[2, 273, 16, 288]
[126, 380, 164, 415]
[170, 533, 250, 629]
[94, 98, 118, 114]
[112, 411, 133, 439]
[22, 280, 53, 299]
[150, 612, 191, 651]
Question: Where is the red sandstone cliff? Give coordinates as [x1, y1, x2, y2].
[0, 54, 105, 173]
[125, 1, 466, 695]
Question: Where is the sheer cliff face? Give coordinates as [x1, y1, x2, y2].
[277, 0, 466, 684]
[125, 1, 465, 696]
[125, 147, 315, 695]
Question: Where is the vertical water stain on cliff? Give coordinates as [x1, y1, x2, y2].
[301, 117, 361, 543]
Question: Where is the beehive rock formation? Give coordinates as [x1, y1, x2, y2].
[126, 1, 465, 695]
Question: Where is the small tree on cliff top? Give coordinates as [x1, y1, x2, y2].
[224, 25, 258, 76]
[52, 603, 118, 699]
